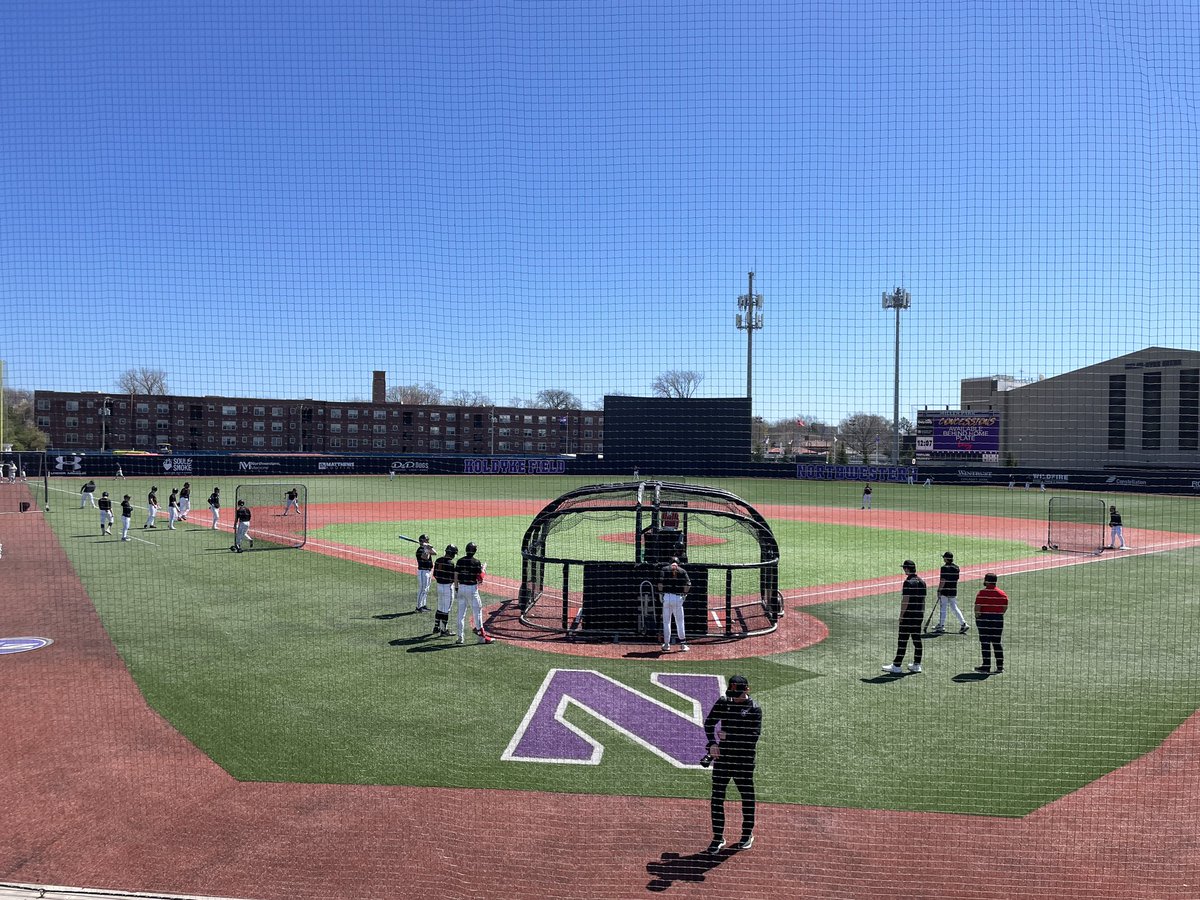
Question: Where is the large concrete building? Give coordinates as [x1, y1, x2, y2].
[960, 346, 1200, 469]
[33, 371, 603, 456]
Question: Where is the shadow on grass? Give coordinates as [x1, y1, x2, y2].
[646, 847, 734, 892]
[951, 671, 993, 683]
[860, 672, 913, 684]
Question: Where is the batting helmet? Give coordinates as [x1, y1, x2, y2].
[419, 534, 429, 543]
[445, 544, 458, 557]
[465, 542, 478, 555]
[943, 551, 954, 560]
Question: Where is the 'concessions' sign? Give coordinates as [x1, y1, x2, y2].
[463, 457, 567, 475]
[918, 411, 1001, 455]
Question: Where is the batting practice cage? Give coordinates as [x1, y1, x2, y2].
[8, 2, 1200, 900]
[517, 481, 781, 641]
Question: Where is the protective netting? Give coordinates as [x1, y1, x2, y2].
[3, 1, 1200, 898]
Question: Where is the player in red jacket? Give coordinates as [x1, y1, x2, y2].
[973, 572, 1009, 674]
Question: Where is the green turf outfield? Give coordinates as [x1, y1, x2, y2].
[35, 474, 1200, 816]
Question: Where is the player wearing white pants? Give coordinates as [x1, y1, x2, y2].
[178, 483, 192, 521]
[658, 557, 692, 652]
[933, 551, 969, 634]
[413, 534, 434, 612]
[98, 492, 114, 535]
[232, 499, 253, 552]
[283, 488, 302, 516]
[143, 486, 159, 529]
[120, 495, 133, 541]
[80, 480, 98, 508]
[167, 490, 179, 530]
[431, 545, 458, 636]
[454, 543, 493, 644]
[208, 488, 221, 529]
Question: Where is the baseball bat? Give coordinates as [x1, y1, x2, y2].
[398, 534, 424, 544]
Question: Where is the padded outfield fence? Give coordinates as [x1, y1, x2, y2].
[6, 2, 1200, 899]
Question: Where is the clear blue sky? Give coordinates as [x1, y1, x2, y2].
[3, 0, 1198, 424]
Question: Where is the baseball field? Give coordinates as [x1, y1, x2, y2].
[3, 473, 1199, 898]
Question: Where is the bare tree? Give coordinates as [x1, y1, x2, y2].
[386, 382, 443, 405]
[838, 413, 893, 463]
[447, 390, 493, 406]
[116, 367, 169, 395]
[651, 370, 705, 398]
[535, 389, 582, 410]
[507, 396, 529, 408]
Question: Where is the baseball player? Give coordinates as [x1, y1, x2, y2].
[414, 533, 434, 612]
[119, 495, 133, 541]
[115, 465, 125, 479]
[231, 499, 253, 552]
[1109, 506, 1127, 549]
[883, 559, 925, 674]
[143, 485, 159, 529]
[432, 544, 458, 636]
[208, 487, 221, 529]
[167, 489, 180, 530]
[79, 479, 98, 508]
[5, 461, 15, 483]
[454, 542, 493, 644]
[282, 487, 302, 516]
[97, 491, 114, 535]
[932, 551, 969, 635]
[658, 556, 691, 653]
[178, 482, 192, 520]
[861, 483, 873, 509]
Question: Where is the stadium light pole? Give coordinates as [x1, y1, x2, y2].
[736, 271, 764, 406]
[882, 286, 911, 464]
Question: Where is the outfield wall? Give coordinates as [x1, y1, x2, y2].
[33, 450, 1200, 496]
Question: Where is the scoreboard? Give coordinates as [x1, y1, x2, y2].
[916, 410, 1001, 463]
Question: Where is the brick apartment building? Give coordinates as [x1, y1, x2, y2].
[33, 372, 603, 456]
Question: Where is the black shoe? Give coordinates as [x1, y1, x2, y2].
[731, 834, 754, 851]
[705, 839, 725, 856]
[431, 624, 440, 635]
[994, 666, 1004, 674]
[974, 665, 990, 674]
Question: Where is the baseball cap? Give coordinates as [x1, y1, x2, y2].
[943, 551, 954, 560]
[728, 675, 749, 691]
[902, 559, 916, 570]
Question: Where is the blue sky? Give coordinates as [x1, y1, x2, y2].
[3, 0, 1198, 424]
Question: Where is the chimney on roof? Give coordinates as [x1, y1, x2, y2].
[373, 371, 386, 404]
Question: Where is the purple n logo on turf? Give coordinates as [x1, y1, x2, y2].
[502, 669, 722, 768]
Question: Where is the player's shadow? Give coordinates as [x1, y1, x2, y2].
[646, 848, 731, 891]
[406, 641, 465, 654]
[952, 671, 993, 682]
[860, 672, 912, 684]
[372, 611, 420, 620]
[387, 634, 438, 648]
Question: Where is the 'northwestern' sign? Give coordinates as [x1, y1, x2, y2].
[503, 669, 721, 768]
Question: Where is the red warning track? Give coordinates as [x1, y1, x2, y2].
[1, 482, 1197, 899]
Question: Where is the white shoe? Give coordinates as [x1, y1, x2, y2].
[680, 643, 690, 652]
[881, 663, 903, 675]
[908, 663, 922, 674]
[662, 643, 671, 652]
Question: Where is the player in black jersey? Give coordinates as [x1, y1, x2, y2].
[414, 534, 434, 612]
[932, 551, 968, 635]
[97, 491, 114, 535]
[432, 544, 458, 635]
[231, 499, 253, 552]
